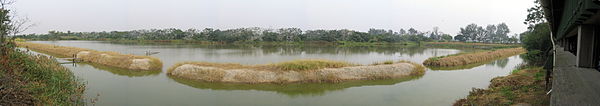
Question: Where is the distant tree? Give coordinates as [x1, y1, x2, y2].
[459, 24, 479, 42]
[495, 23, 510, 43]
[508, 34, 519, 44]
[441, 34, 453, 41]
[430, 27, 440, 40]
[454, 34, 467, 42]
[484, 25, 497, 43]
[477, 26, 488, 42]
[277, 28, 302, 42]
[398, 28, 406, 35]
[408, 28, 418, 35]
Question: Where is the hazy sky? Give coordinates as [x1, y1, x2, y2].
[13, 0, 533, 36]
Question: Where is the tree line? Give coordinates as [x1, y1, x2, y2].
[15, 24, 519, 44]
[454, 23, 519, 43]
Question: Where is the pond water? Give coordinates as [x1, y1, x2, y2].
[29, 40, 523, 106]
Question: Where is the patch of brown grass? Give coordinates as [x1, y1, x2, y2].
[453, 67, 549, 106]
[399, 60, 426, 76]
[16, 42, 163, 71]
[423, 47, 526, 67]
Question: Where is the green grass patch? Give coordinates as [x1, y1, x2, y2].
[273, 59, 354, 71]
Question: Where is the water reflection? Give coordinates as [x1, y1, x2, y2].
[80, 63, 161, 77]
[168, 75, 423, 97]
[106, 42, 434, 57]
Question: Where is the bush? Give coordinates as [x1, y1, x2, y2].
[520, 23, 551, 65]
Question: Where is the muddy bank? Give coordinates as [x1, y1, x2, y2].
[16, 42, 162, 71]
[423, 47, 525, 67]
[167, 60, 425, 83]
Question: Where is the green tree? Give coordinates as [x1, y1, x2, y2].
[454, 34, 467, 42]
[495, 23, 510, 43]
[459, 24, 479, 42]
[524, 0, 545, 29]
[520, 0, 552, 66]
[0, 7, 9, 42]
[441, 34, 453, 41]
[484, 25, 497, 43]
[520, 23, 551, 65]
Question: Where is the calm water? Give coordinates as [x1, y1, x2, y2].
[30, 41, 523, 106]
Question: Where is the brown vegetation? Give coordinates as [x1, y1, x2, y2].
[167, 59, 425, 83]
[423, 47, 526, 67]
[16, 42, 162, 71]
[454, 67, 549, 106]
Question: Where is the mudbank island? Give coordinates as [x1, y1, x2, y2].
[167, 59, 425, 83]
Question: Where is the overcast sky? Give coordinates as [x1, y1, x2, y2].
[12, 0, 533, 36]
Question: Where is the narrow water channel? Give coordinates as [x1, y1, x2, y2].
[29, 40, 523, 105]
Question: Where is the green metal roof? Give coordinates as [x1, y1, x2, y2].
[542, 0, 600, 39]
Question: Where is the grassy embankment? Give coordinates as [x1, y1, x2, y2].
[423, 47, 526, 67]
[0, 43, 85, 105]
[16, 42, 163, 71]
[454, 67, 549, 106]
[167, 59, 425, 83]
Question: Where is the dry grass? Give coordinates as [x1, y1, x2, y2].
[423, 47, 526, 67]
[398, 60, 426, 76]
[167, 59, 425, 83]
[16, 42, 163, 71]
[453, 67, 549, 106]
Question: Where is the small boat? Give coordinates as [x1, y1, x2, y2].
[145, 51, 160, 55]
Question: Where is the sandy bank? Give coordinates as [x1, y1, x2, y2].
[167, 60, 425, 83]
[16, 42, 163, 71]
[423, 47, 526, 67]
